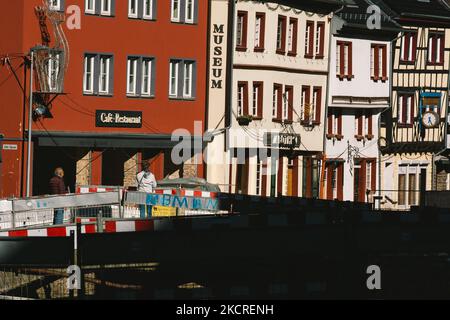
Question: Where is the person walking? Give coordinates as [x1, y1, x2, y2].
[49, 167, 67, 225]
[136, 160, 157, 219]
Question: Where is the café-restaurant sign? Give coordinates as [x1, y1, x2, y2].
[264, 132, 301, 149]
[96, 110, 142, 128]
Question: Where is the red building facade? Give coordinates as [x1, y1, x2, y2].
[0, 0, 208, 197]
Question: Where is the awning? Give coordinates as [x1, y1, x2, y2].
[32, 131, 204, 149]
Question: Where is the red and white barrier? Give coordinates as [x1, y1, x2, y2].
[76, 186, 120, 194]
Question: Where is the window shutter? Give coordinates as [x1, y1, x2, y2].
[277, 85, 282, 120]
[337, 163, 344, 200]
[281, 16, 287, 53]
[374, 45, 379, 80]
[314, 87, 321, 123]
[338, 109, 342, 135]
[371, 160, 376, 192]
[412, 33, 417, 61]
[339, 43, 344, 77]
[327, 110, 333, 135]
[409, 95, 414, 124]
[348, 42, 353, 77]
[288, 86, 294, 121]
[401, 96, 407, 124]
[257, 82, 263, 118]
[290, 18, 298, 55]
[319, 23, 325, 57]
[357, 111, 363, 136]
[367, 110, 373, 135]
[308, 21, 314, 56]
[243, 82, 249, 116]
[440, 34, 445, 64]
[382, 45, 387, 79]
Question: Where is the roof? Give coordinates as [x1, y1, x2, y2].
[377, 0, 450, 27]
[334, 0, 403, 38]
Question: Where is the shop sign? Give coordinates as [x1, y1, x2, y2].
[96, 110, 142, 128]
[264, 133, 301, 149]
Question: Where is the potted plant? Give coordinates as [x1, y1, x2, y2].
[236, 115, 253, 126]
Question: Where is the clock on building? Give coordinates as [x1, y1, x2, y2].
[422, 111, 440, 128]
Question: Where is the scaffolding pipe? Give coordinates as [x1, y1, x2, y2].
[26, 51, 34, 198]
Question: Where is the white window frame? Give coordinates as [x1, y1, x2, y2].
[141, 59, 152, 96]
[185, 0, 195, 24]
[127, 57, 138, 96]
[311, 89, 318, 122]
[143, 0, 153, 20]
[85, 0, 96, 14]
[171, 0, 181, 22]
[99, 56, 111, 95]
[238, 84, 244, 116]
[183, 62, 193, 98]
[283, 89, 289, 120]
[83, 55, 95, 94]
[169, 60, 179, 97]
[315, 24, 322, 55]
[398, 95, 413, 125]
[101, 0, 112, 16]
[273, 87, 279, 118]
[254, 15, 262, 48]
[402, 33, 415, 62]
[305, 23, 311, 55]
[252, 84, 259, 116]
[237, 14, 244, 47]
[287, 21, 294, 52]
[49, 0, 61, 11]
[128, 0, 139, 18]
[276, 18, 283, 50]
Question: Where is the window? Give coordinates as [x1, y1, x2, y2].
[127, 57, 154, 97]
[169, 60, 179, 97]
[49, 0, 62, 11]
[47, 53, 60, 93]
[301, 86, 311, 124]
[236, 11, 248, 51]
[371, 44, 387, 81]
[141, 58, 153, 96]
[183, 61, 194, 98]
[237, 82, 248, 116]
[401, 32, 417, 63]
[171, 0, 180, 22]
[143, 0, 153, 19]
[315, 22, 325, 58]
[312, 87, 322, 124]
[252, 82, 263, 118]
[85, 0, 95, 14]
[83, 55, 95, 94]
[99, 56, 111, 94]
[169, 59, 196, 99]
[254, 13, 265, 52]
[185, 0, 195, 24]
[283, 86, 294, 122]
[101, 0, 112, 16]
[287, 18, 298, 56]
[256, 158, 262, 196]
[365, 110, 373, 139]
[305, 21, 314, 58]
[428, 32, 445, 65]
[398, 165, 419, 207]
[83, 53, 113, 96]
[276, 15, 287, 54]
[398, 93, 414, 126]
[272, 84, 282, 120]
[171, 0, 196, 24]
[327, 108, 343, 139]
[129, 0, 138, 18]
[127, 58, 138, 95]
[336, 41, 353, 80]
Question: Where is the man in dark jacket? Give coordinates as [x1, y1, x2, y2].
[49, 167, 66, 224]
